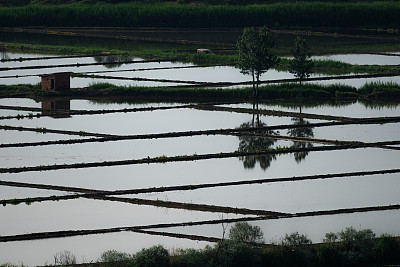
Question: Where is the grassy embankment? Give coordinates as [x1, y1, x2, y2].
[1, 82, 399, 101]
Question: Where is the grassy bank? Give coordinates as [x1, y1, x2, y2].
[2, 82, 400, 102]
[0, 2, 400, 28]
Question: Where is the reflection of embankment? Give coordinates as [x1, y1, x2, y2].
[0, 54, 124, 62]
[0, 104, 194, 121]
[0, 101, 373, 125]
[0, 64, 224, 79]
[0, 58, 184, 71]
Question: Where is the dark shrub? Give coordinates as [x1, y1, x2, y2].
[214, 240, 263, 267]
[133, 245, 169, 267]
[374, 234, 400, 264]
[99, 250, 133, 267]
[317, 243, 341, 267]
[170, 247, 213, 267]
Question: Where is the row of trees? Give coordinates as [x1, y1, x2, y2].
[41, 222, 400, 266]
[91, 222, 400, 267]
[237, 26, 313, 99]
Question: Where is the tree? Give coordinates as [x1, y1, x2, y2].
[237, 26, 279, 98]
[229, 222, 265, 244]
[289, 36, 313, 98]
[133, 245, 170, 267]
[53, 250, 76, 266]
[99, 250, 133, 266]
[281, 232, 312, 247]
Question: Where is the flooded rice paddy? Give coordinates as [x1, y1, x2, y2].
[1, 51, 400, 88]
[0, 97, 399, 265]
[1, 27, 400, 264]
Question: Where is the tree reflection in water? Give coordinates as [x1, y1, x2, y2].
[93, 55, 133, 69]
[237, 103, 278, 170]
[237, 103, 316, 170]
[1, 49, 9, 61]
[288, 117, 314, 162]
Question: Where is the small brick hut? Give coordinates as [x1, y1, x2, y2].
[41, 72, 71, 92]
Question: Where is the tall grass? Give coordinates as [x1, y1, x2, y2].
[359, 81, 400, 98]
[78, 82, 358, 101]
[0, 2, 400, 28]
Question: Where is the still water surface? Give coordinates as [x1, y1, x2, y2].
[0, 98, 399, 265]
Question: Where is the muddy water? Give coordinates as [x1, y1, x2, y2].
[0, 98, 399, 265]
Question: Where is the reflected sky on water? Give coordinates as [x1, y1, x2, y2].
[0, 82, 400, 265]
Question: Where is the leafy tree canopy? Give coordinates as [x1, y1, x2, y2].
[237, 26, 279, 97]
[229, 222, 265, 244]
[289, 36, 313, 83]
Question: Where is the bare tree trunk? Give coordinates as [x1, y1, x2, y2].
[299, 79, 303, 113]
[256, 72, 260, 98]
[252, 102, 255, 126]
[300, 79, 302, 98]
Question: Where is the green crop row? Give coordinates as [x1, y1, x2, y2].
[1, 1, 400, 28]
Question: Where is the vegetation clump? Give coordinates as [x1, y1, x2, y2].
[175, 226, 400, 267]
[358, 82, 400, 99]
[99, 250, 133, 266]
[98, 245, 169, 267]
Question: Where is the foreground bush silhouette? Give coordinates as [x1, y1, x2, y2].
[317, 227, 379, 266]
[374, 234, 400, 264]
[99, 250, 134, 267]
[98, 245, 169, 267]
[134, 245, 170, 267]
[91, 228, 400, 267]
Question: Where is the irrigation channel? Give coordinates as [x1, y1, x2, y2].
[0, 97, 399, 265]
